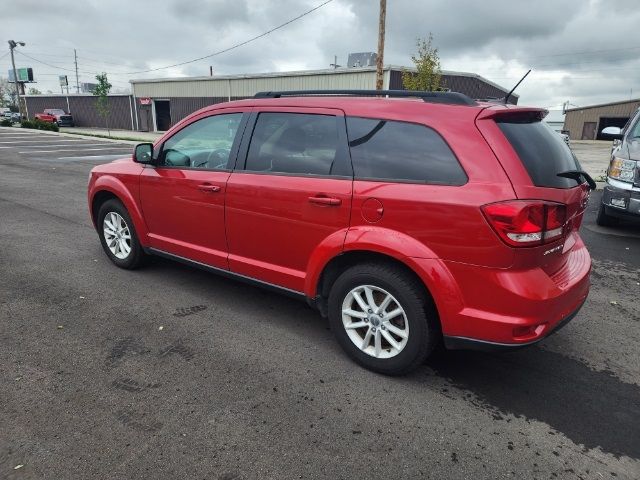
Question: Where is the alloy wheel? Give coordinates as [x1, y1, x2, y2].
[341, 285, 409, 359]
[103, 212, 132, 260]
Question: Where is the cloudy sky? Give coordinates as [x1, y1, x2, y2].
[2, 0, 639, 110]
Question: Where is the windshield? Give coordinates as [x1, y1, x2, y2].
[628, 112, 640, 139]
[47, 109, 66, 115]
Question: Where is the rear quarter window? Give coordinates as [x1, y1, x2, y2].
[346, 117, 467, 185]
[497, 118, 580, 189]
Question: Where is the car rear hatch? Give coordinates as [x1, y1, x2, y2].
[475, 107, 591, 277]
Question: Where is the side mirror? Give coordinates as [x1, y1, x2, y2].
[601, 126, 623, 140]
[134, 143, 154, 164]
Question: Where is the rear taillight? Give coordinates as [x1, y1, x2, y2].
[481, 200, 567, 247]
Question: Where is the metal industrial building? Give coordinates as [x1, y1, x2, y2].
[23, 93, 135, 131]
[563, 98, 640, 140]
[23, 66, 516, 132]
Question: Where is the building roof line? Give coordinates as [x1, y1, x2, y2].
[129, 65, 515, 96]
[565, 98, 640, 112]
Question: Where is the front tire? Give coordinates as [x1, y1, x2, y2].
[596, 203, 619, 227]
[328, 263, 438, 375]
[97, 199, 145, 269]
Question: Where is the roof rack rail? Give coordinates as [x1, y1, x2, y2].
[253, 89, 477, 106]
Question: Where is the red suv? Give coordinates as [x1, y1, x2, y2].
[88, 90, 592, 375]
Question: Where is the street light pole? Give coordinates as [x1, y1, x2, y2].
[8, 40, 26, 120]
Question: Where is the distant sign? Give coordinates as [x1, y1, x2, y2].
[139, 97, 151, 105]
[347, 52, 377, 68]
[59, 75, 68, 87]
[81, 82, 97, 93]
[8, 67, 34, 83]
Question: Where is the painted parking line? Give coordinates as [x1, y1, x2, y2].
[19, 147, 133, 154]
[0, 139, 86, 143]
[57, 154, 131, 161]
[4, 143, 131, 149]
[0, 135, 50, 139]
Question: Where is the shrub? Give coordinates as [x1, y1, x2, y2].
[0, 119, 12, 127]
[21, 119, 59, 132]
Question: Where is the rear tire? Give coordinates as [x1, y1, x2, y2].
[97, 199, 145, 269]
[596, 203, 619, 227]
[328, 263, 438, 375]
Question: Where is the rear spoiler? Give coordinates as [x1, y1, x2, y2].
[476, 107, 548, 121]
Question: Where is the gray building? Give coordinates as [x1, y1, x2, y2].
[24, 66, 516, 132]
[23, 93, 135, 130]
[563, 98, 640, 140]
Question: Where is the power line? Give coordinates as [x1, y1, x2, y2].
[111, 0, 334, 75]
[15, 50, 80, 73]
[8, 0, 333, 79]
[525, 45, 640, 60]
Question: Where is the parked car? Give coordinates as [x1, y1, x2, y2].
[88, 90, 593, 375]
[7, 112, 21, 123]
[34, 108, 74, 127]
[598, 108, 640, 226]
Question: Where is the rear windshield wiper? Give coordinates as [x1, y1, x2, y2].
[557, 170, 597, 190]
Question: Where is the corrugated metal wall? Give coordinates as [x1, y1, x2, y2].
[24, 95, 134, 130]
[24, 70, 515, 132]
[564, 100, 640, 140]
[167, 96, 240, 122]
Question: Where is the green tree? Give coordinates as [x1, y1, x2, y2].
[93, 73, 112, 136]
[27, 87, 42, 95]
[0, 77, 17, 108]
[402, 33, 443, 92]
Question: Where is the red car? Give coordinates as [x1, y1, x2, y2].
[88, 90, 592, 375]
[35, 108, 74, 127]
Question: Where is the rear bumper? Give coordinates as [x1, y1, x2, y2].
[443, 298, 585, 351]
[413, 235, 591, 348]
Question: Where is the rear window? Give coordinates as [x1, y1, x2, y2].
[497, 117, 580, 189]
[346, 117, 467, 185]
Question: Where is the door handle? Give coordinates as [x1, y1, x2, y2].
[308, 195, 341, 206]
[197, 184, 221, 193]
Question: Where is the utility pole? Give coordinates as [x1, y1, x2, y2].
[375, 0, 386, 90]
[74, 49, 80, 93]
[8, 40, 26, 119]
[330, 55, 341, 69]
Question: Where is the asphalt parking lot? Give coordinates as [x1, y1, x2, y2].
[0, 128, 638, 479]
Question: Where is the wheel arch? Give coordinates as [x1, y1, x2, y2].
[312, 250, 442, 322]
[90, 177, 149, 243]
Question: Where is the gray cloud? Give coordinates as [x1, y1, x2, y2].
[3, 0, 639, 107]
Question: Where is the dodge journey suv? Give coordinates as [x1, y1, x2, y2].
[88, 90, 592, 375]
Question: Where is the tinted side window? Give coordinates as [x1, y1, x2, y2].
[346, 117, 467, 185]
[246, 113, 347, 176]
[497, 118, 579, 189]
[160, 113, 242, 169]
